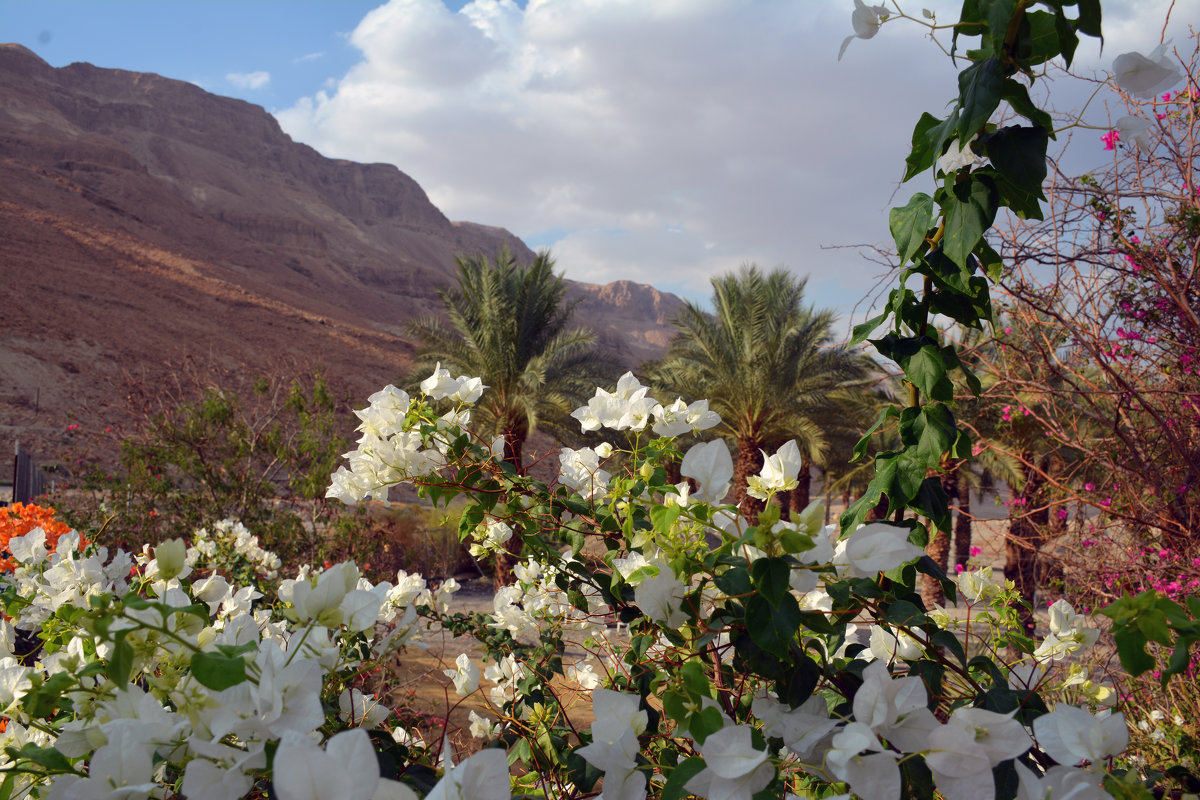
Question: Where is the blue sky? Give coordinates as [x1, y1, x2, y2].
[3, 1, 1197, 319]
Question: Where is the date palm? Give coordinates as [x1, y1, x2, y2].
[651, 265, 871, 519]
[407, 247, 608, 474]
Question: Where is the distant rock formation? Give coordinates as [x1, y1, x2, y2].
[0, 44, 685, 460]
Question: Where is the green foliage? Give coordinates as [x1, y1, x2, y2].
[53, 370, 352, 568]
[845, 1, 1102, 537]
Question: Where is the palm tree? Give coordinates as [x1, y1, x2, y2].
[650, 265, 871, 519]
[407, 248, 614, 584]
[407, 247, 608, 473]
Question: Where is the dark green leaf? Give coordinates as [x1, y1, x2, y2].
[981, 126, 1048, 205]
[943, 175, 999, 269]
[886, 600, 926, 627]
[1000, 79, 1054, 132]
[956, 58, 1004, 141]
[746, 593, 802, 658]
[752, 558, 793, 609]
[662, 756, 706, 800]
[890, 193, 936, 265]
[779, 653, 820, 708]
[906, 113, 959, 181]
[714, 565, 752, 598]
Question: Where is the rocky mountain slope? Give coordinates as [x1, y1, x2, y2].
[0, 44, 685, 464]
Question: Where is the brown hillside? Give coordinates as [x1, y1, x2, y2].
[0, 44, 684, 467]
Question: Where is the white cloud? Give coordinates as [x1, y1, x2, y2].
[226, 70, 271, 90]
[294, 51, 325, 63]
[275, 0, 1199, 323]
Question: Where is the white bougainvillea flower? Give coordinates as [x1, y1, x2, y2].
[1115, 115, 1154, 148]
[577, 690, 647, 800]
[826, 721, 901, 800]
[468, 710, 500, 740]
[444, 653, 480, 697]
[633, 559, 689, 629]
[746, 440, 803, 500]
[937, 135, 988, 174]
[851, 661, 935, 751]
[558, 446, 613, 500]
[420, 363, 461, 400]
[867, 624, 923, 662]
[839, 0, 890, 59]
[926, 708, 1031, 800]
[956, 565, 1000, 603]
[752, 693, 839, 759]
[685, 723, 773, 800]
[1014, 762, 1109, 800]
[680, 439, 733, 504]
[1033, 705, 1128, 767]
[273, 728, 380, 800]
[651, 397, 721, 438]
[1113, 44, 1182, 98]
[833, 523, 925, 577]
[571, 372, 657, 432]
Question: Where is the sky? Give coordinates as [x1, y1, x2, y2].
[3, 0, 1197, 324]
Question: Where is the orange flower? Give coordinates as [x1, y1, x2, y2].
[0, 502, 85, 571]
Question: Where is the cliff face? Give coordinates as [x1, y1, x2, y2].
[0, 44, 684, 460]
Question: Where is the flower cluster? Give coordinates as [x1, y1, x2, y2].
[320, 370, 1131, 800]
[0, 503, 84, 572]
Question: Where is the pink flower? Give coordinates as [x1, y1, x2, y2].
[1085, 482, 1096, 491]
[1056, 508, 1068, 520]
[1100, 497, 1112, 507]
[969, 546, 982, 557]
[1102, 129, 1120, 149]
[955, 563, 965, 574]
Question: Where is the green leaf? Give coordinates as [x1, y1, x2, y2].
[982, 125, 1048, 198]
[905, 113, 958, 181]
[650, 504, 680, 535]
[852, 406, 900, 463]
[903, 342, 955, 403]
[1076, 0, 1102, 38]
[900, 404, 958, 465]
[956, 57, 1004, 141]
[107, 637, 133, 686]
[6, 743, 72, 772]
[886, 599, 926, 627]
[943, 175, 999, 269]
[680, 660, 711, 699]
[850, 311, 888, 346]
[191, 650, 248, 691]
[714, 565, 752, 598]
[984, 0, 1020, 58]
[662, 756, 706, 800]
[746, 593, 802, 658]
[1113, 626, 1156, 677]
[752, 558, 792, 609]
[1000, 79, 1054, 132]
[890, 193, 935, 265]
[1017, 10, 1064, 66]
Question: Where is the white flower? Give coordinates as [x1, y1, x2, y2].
[444, 653, 480, 697]
[752, 693, 838, 759]
[153, 538, 189, 581]
[826, 722, 901, 800]
[1032, 705, 1128, 766]
[680, 440, 733, 505]
[566, 660, 602, 690]
[832, 523, 925, 577]
[685, 724, 773, 800]
[1113, 45, 1182, 98]
[577, 690, 647, 800]
[420, 363, 461, 399]
[937, 135, 987, 174]
[466, 710, 498, 740]
[633, 560, 689, 629]
[746, 440, 803, 500]
[651, 398, 721, 437]
[1115, 115, 1154, 148]
[558, 446, 612, 500]
[1015, 762, 1108, 800]
[956, 566, 1000, 603]
[926, 708, 1031, 800]
[868, 625, 922, 662]
[273, 728, 380, 800]
[839, 0, 890, 59]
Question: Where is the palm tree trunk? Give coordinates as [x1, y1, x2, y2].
[494, 428, 526, 587]
[953, 485, 973, 572]
[733, 436, 765, 522]
[922, 458, 957, 607]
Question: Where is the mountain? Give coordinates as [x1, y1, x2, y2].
[0, 44, 684, 464]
